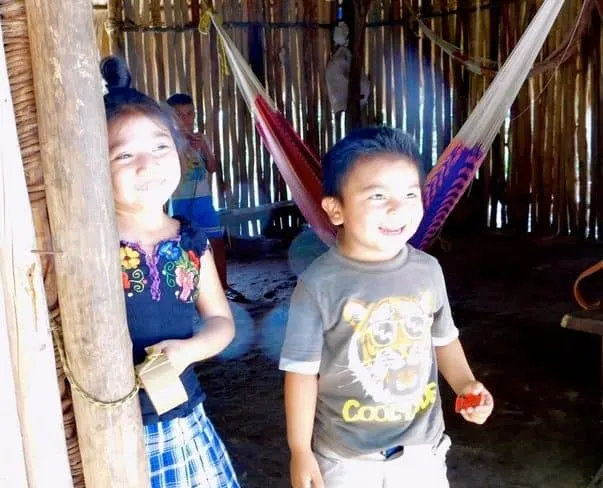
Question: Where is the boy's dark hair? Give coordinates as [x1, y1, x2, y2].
[166, 93, 194, 107]
[100, 56, 189, 163]
[322, 126, 424, 198]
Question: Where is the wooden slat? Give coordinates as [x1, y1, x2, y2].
[132, 0, 145, 88]
[0, 22, 69, 487]
[589, 15, 602, 239]
[383, 0, 393, 127]
[392, 1, 404, 130]
[151, 0, 166, 100]
[420, 0, 434, 169]
[577, 34, 588, 238]
[562, 310, 603, 336]
[141, 2, 155, 96]
[372, 3, 384, 128]
[441, 0, 452, 150]
[163, 0, 177, 95]
[209, 19, 225, 208]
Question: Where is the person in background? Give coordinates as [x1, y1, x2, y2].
[167, 93, 248, 303]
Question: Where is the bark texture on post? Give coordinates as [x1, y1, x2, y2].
[23, 1, 147, 486]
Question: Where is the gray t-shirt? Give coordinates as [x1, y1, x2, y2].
[279, 245, 459, 456]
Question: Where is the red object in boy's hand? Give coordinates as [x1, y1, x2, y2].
[455, 393, 483, 413]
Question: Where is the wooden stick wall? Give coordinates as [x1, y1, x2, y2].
[97, 0, 603, 239]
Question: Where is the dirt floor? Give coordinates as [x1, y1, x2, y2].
[199, 230, 603, 488]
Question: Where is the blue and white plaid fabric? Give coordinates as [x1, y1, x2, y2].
[145, 402, 240, 488]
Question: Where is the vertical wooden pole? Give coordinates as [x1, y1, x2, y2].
[23, 1, 148, 486]
[107, 0, 124, 55]
[0, 22, 72, 487]
[344, 0, 373, 131]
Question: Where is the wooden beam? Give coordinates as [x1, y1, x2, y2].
[0, 21, 72, 487]
[22, 0, 148, 486]
[561, 310, 603, 336]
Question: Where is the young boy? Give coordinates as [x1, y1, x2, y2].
[167, 93, 248, 303]
[279, 127, 493, 488]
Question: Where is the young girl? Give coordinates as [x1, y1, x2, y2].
[100, 55, 240, 488]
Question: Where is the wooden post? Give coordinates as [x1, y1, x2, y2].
[23, 1, 148, 486]
[0, 22, 72, 487]
[106, 0, 124, 55]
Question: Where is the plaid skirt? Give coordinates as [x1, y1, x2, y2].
[145, 402, 240, 488]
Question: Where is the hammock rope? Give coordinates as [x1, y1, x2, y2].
[407, 0, 593, 79]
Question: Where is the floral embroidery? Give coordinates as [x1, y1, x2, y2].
[158, 241, 182, 261]
[129, 268, 147, 293]
[176, 267, 196, 301]
[121, 246, 140, 270]
[187, 250, 200, 269]
[163, 260, 177, 287]
[121, 271, 130, 289]
[121, 224, 203, 303]
[161, 244, 200, 302]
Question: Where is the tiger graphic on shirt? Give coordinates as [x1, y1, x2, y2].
[341, 294, 437, 423]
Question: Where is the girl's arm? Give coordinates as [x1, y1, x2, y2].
[154, 250, 234, 372]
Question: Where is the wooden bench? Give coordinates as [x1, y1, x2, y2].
[217, 200, 304, 238]
[561, 310, 603, 388]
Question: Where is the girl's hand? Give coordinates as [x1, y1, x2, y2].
[290, 449, 324, 488]
[150, 339, 191, 375]
[457, 381, 494, 425]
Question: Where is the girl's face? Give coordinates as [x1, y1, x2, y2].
[108, 113, 181, 212]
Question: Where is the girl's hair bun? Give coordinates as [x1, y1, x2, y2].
[100, 55, 132, 91]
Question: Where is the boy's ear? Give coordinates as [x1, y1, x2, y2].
[321, 196, 344, 226]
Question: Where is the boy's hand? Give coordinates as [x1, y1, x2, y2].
[290, 449, 324, 488]
[457, 381, 494, 425]
[150, 339, 191, 375]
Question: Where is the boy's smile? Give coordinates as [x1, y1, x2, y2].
[322, 154, 424, 262]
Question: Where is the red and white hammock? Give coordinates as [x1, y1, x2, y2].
[203, 0, 565, 248]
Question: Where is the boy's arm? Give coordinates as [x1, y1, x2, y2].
[284, 372, 324, 488]
[435, 338, 474, 395]
[280, 281, 325, 487]
[285, 372, 318, 453]
[436, 338, 494, 424]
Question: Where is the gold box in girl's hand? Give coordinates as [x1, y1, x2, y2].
[135, 349, 188, 416]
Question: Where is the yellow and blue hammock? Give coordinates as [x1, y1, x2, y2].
[202, 0, 565, 249]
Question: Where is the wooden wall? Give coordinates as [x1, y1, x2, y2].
[95, 0, 603, 239]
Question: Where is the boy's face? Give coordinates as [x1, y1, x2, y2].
[322, 154, 423, 262]
[172, 103, 196, 135]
